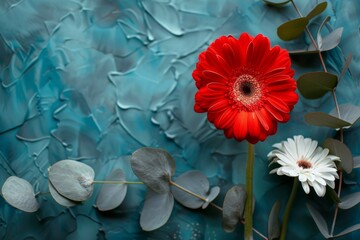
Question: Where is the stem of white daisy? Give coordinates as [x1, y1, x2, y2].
[244, 143, 255, 240]
[280, 178, 299, 240]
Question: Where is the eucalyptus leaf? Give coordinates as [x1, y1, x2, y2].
[319, 28, 343, 51]
[306, 203, 331, 238]
[333, 224, 360, 238]
[354, 156, 360, 168]
[202, 186, 220, 209]
[277, 17, 309, 41]
[171, 170, 209, 209]
[306, 2, 327, 20]
[323, 138, 353, 173]
[297, 72, 338, 99]
[131, 147, 175, 193]
[48, 160, 95, 202]
[140, 190, 174, 231]
[339, 53, 353, 83]
[308, 16, 343, 52]
[96, 169, 128, 211]
[222, 185, 247, 233]
[268, 201, 281, 240]
[329, 104, 360, 127]
[263, 0, 290, 6]
[304, 112, 351, 129]
[325, 186, 340, 204]
[338, 192, 360, 209]
[1, 176, 39, 212]
[49, 181, 77, 207]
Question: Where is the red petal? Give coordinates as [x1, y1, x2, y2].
[264, 104, 285, 122]
[250, 34, 270, 66]
[213, 108, 237, 129]
[248, 112, 261, 140]
[267, 96, 289, 113]
[208, 99, 230, 112]
[255, 109, 273, 131]
[233, 111, 248, 141]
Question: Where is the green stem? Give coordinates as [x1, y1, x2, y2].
[280, 178, 299, 240]
[92, 180, 143, 184]
[244, 143, 255, 240]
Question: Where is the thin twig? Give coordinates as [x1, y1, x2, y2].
[92, 180, 143, 184]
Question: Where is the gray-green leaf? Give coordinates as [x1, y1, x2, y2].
[96, 169, 128, 211]
[263, 0, 290, 6]
[171, 170, 209, 209]
[324, 138, 353, 173]
[297, 72, 338, 99]
[131, 147, 175, 193]
[48, 159, 95, 202]
[202, 186, 220, 209]
[140, 190, 174, 231]
[306, 203, 331, 238]
[333, 224, 360, 238]
[338, 192, 360, 209]
[222, 185, 247, 233]
[2, 176, 39, 212]
[277, 17, 309, 41]
[329, 104, 360, 127]
[306, 2, 327, 20]
[268, 201, 281, 240]
[304, 112, 351, 129]
[49, 181, 77, 207]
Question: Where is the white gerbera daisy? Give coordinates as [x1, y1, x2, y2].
[268, 135, 340, 197]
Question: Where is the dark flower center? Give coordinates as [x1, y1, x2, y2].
[240, 81, 253, 95]
[297, 160, 312, 169]
[232, 74, 262, 110]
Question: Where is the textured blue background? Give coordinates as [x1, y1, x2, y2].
[0, 0, 360, 239]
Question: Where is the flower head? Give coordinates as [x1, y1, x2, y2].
[192, 33, 298, 143]
[268, 135, 340, 197]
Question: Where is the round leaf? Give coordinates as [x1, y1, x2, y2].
[2, 176, 39, 212]
[297, 72, 338, 99]
[202, 186, 220, 209]
[263, 0, 290, 6]
[304, 112, 351, 129]
[222, 185, 247, 233]
[306, 2, 327, 20]
[140, 190, 174, 231]
[171, 170, 209, 209]
[96, 169, 128, 211]
[131, 147, 175, 193]
[49, 181, 77, 207]
[48, 160, 95, 201]
[277, 17, 309, 41]
[324, 138, 353, 173]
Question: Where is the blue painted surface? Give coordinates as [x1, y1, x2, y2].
[0, 0, 359, 239]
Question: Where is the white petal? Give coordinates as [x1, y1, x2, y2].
[301, 181, 310, 194]
[298, 173, 307, 182]
[312, 181, 326, 197]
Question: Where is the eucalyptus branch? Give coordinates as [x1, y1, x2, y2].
[169, 180, 268, 240]
[290, 0, 344, 236]
[92, 180, 144, 185]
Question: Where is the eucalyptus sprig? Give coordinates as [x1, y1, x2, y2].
[264, 0, 360, 238]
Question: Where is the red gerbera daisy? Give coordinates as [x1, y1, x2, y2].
[193, 33, 298, 144]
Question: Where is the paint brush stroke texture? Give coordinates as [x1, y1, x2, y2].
[0, 0, 359, 239]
